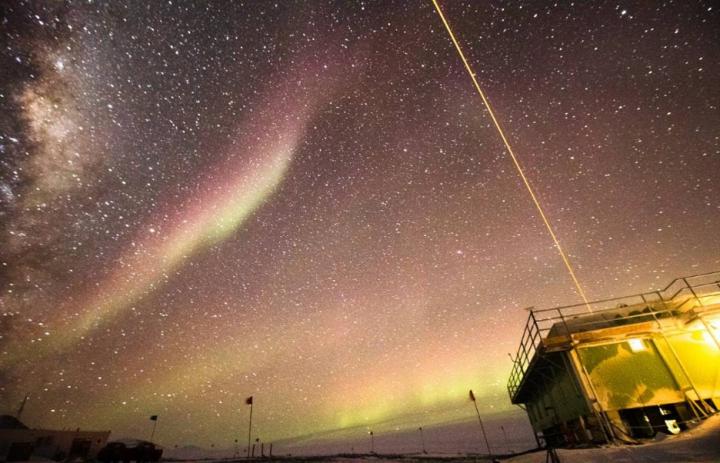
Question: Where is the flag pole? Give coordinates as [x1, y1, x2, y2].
[501, 425, 510, 453]
[469, 390, 492, 459]
[246, 397, 253, 459]
[150, 416, 159, 442]
[16, 394, 29, 421]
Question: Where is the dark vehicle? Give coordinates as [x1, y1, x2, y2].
[97, 440, 162, 463]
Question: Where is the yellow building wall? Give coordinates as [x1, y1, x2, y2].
[655, 324, 720, 402]
[576, 320, 720, 412]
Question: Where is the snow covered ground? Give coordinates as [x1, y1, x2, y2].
[504, 414, 720, 463]
[163, 410, 536, 460]
[164, 414, 719, 462]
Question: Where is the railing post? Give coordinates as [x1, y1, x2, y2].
[558, 308, 570, 339]
[656, 291, 670, 311]
[683, 277, 704, 308]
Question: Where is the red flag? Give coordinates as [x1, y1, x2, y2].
[469, 389, 476, 402]
[245, 396, 253, 405]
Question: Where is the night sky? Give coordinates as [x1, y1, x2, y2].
[1, 0, 719, 450]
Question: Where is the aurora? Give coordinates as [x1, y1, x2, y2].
[1, 58, 342, 364]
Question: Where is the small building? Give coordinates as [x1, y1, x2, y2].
[507, 271, 720, 447]
[0, 415, 110, 461]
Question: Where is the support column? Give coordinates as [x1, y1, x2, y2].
[566, 348, 614, 443]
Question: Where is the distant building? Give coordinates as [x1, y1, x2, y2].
[508, 271, 720, 447]
[0, 415, 110, 461]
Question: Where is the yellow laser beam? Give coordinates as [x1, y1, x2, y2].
[431, 0, 592, 312]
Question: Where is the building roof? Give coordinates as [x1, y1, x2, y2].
[507, 270, 720, 403]
[0, 415, 29, 429]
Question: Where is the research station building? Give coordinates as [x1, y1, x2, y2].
[507, 271, 720, 447]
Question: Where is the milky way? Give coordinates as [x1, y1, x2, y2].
[1, 0, 719, 450]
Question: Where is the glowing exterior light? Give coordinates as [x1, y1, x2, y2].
[628, 338, 646, 352]
[701, 331, 718, 349]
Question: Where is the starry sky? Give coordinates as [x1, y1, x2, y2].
[1, 0, 719, 450]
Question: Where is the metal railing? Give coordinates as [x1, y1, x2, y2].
[507, 270, 720, 401]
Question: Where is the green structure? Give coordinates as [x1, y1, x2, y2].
[508, 271, 720, 447]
